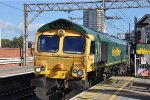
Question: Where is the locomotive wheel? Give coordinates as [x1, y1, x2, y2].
[57, 90, 66, 100]
[82, 78, 91, 90]
[89, 79, 95, 88]
[103, 73, 107, 81]
[35, 87, 49, 100]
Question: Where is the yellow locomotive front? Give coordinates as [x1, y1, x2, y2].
[34, 29, 88, 80]
[32, 19, 96, 99]
[32, 19, 128, 99]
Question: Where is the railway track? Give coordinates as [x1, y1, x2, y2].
[0, 73, 36, 100]
[0, 86, 36, 100]
[0, 78, 108, 100]
[0, 73, 110, 100]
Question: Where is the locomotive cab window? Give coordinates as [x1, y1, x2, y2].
[38, 35, 59, 52]
[90, 41, 95, 54]
[63, 36, 86, 54]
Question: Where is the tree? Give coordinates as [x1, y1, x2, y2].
[1, 36, 23, 48]
[1, 39, 13, 48]
[12, 36, 23, 48]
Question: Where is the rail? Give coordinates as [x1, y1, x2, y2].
[0, 73, 36, 99]
[0, 86, 35, 99]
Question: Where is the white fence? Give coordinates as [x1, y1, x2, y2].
[0, 57, 33, 64]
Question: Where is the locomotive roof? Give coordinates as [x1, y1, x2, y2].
[37, 19, 126, 45]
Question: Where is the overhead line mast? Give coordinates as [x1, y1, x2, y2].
[23, 0, 150, 66]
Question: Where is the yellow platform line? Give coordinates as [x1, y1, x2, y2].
[108, 77, 134, 100]
[71, 78, 112, 100]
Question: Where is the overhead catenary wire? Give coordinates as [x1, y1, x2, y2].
[106, 21, 124, 32]
[104, 9, 134, 35]
[0, 2, 50, 20]
[117, 9, 134, 28]
[103, 10, 125, 33]
[118, 9, 132, 23]
[0, 1, 138, 35]
[0, 2, 49, 36]
[108, 9, 134, 29]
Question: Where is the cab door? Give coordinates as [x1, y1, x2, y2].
[87, 40, 95, 72]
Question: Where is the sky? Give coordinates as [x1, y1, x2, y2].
[0, 0, 150, 41]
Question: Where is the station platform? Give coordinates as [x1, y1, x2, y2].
[0, 66, 34, 78]
[70, 76, 150, 100]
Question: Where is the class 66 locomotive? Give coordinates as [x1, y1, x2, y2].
[32, 19, 128, 99]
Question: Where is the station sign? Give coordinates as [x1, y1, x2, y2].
[136, 44, 150, 54]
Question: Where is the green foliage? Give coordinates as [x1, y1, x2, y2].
[1, 36, 23, 48]
[12, 36, 23, 48]
[1, 39, 13, 48]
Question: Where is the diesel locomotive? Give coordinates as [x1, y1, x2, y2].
[32, 19, 128, 99]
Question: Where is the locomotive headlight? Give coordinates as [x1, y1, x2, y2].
[41, 66, 45, 71]
[73, 69, 77, 73]
[58, 29, 65, 36]
[77, 70, 84, 76]
[35, 67, 41, 73]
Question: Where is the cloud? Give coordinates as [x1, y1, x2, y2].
[17, 23, 44, 33]
[0, 20, 43, 40]
[0, 20, 15, 31]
